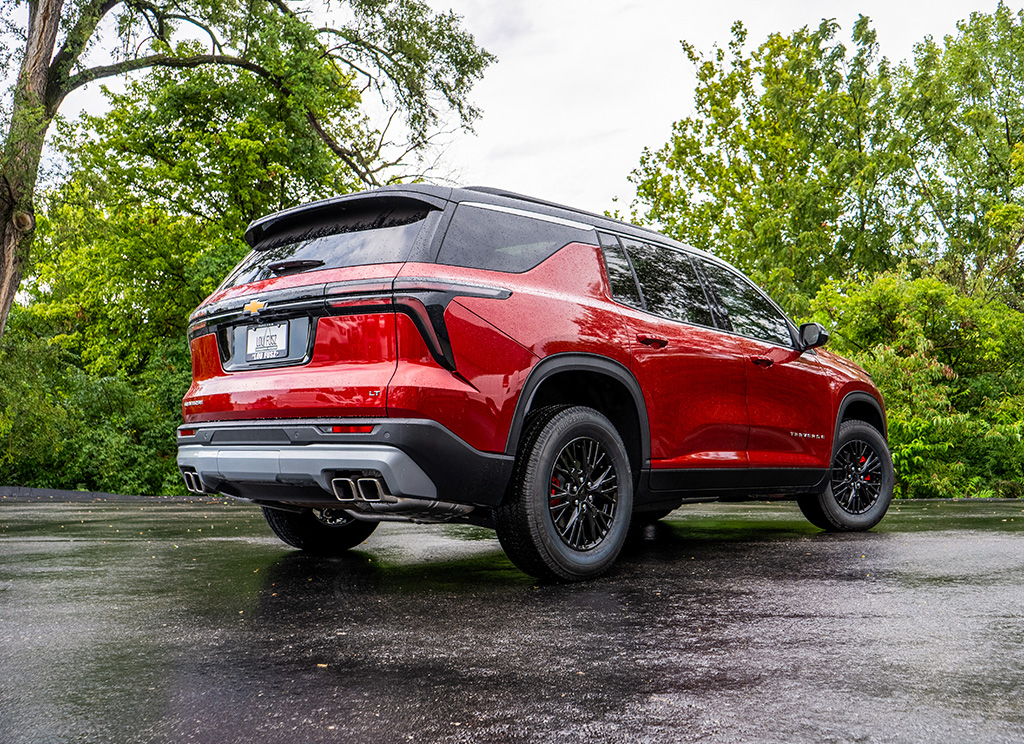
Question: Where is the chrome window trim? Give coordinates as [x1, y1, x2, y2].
[459, 201, 596, 232]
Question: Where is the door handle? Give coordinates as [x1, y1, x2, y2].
[636, 334, 668, 349]
[750, 357, 773, 368]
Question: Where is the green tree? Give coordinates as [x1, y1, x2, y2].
[812, 268, 1024, 498]
[631, 17, 906, 316]
[0, 0, 494, 339]
[895, 2, 1024, 302]
[64, 64, 370, 234]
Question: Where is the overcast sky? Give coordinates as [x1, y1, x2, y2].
[423, 0, 1006, 215]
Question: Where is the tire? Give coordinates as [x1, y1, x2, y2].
[261, 506, 378, 555]
[494, 405, 633, 581]
[797, 420, 894, 532]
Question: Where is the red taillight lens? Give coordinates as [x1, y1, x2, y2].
[179, 429, 196, 437]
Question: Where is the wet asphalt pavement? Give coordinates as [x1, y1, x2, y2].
[1, 498, 1023, 744]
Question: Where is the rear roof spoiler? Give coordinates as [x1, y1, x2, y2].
[244, 186, 453, 247]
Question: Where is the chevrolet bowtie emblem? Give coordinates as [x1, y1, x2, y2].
[243, 299, 266, 315]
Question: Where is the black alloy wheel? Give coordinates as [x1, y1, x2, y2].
[797, 420, 894, 532]
[495, 405, 633, 581]
[548, 436, 620, 551]
[830, 439, 885, 515]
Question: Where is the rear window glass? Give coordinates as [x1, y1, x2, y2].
[221, 203, 432, 289]
[699, 260, 794, 346]
[437, 203, 595, 273]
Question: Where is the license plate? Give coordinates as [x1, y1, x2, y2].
[246, 322, 289, 361]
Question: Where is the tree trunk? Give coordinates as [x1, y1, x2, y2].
[0, 0, 65, 340]
[0, 208, 37, 340]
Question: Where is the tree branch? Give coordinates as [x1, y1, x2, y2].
[130, 0, 225, 54]
[46, 0, 122, 114]
[63, 52, 276, 94]
[303, 112, 379, 186]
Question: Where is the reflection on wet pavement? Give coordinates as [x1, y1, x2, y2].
[1, 500, 1023, 743]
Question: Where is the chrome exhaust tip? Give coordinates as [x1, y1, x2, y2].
[181, 471, 205, 494]
[331, 477, 358, 502]
[332, 475, 398, 504]
[357, 478, 386, 502]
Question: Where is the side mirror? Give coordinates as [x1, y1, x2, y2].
[799, 322, 829, 350]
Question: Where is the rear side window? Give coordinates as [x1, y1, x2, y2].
[624, 240, 714, 327]
[699, 260, 794, 346]
[437, 203, 595, 273]
[221, 202, 434, 289]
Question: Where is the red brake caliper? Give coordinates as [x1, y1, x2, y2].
[860, 455, 870, 481]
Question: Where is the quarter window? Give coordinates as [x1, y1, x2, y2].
[437, 204, 595, 273]
[597, 233, 643, 308]
[699, 260, 794, 346]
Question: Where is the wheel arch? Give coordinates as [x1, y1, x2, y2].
[504, 354, 650, 483]
[834, 391, 888, 452]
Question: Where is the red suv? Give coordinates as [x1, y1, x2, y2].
[177, 185, 894, 581]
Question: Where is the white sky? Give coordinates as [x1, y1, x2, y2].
[423, 0, 1007, 215]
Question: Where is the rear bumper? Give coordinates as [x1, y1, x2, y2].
[175, 418, 514, 508]
[177, 443, 437, 498]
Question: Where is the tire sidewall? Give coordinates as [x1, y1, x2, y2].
[820, 422, 894, 531]
[262, 506, 377, 553]
[525, 411, 633, 577]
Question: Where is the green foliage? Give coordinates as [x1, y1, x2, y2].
[22, 187, 240, 377]
[0, 177, 225, 493]
[896, 3, 1024, 297]
[0, 319, 188, 494]
[60, 63, 365, 233]
[812, 269, 1024, 498]
[633, 3, 1024, 316]
[631, 17, 907, 317]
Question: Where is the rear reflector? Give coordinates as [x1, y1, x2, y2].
[179, 429, 196, 437]
[327, 425, 374, 434]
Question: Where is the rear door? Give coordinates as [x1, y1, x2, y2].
[599, 235, 749, 474]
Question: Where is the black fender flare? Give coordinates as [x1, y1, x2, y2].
[831, 391, 888, 458]
[503, 353, 651, 464]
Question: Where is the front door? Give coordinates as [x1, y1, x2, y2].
[696, 259, 832, 471]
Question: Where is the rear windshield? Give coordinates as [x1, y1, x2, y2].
[220, 202, 433, 289]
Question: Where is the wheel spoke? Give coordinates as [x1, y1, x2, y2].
[830, 438, 885, 515]
[547, 436, 619, 551]
[549, 500, 574, 516]
[590, 465, 613, 491]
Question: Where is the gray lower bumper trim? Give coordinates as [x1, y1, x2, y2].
[176, 444, 437, 499]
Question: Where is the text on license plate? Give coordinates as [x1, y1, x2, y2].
[246, 323, 289, 361]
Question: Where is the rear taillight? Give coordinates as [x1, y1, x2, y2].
[187, 319, 209, 338]
[324, 277, 510, 373]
